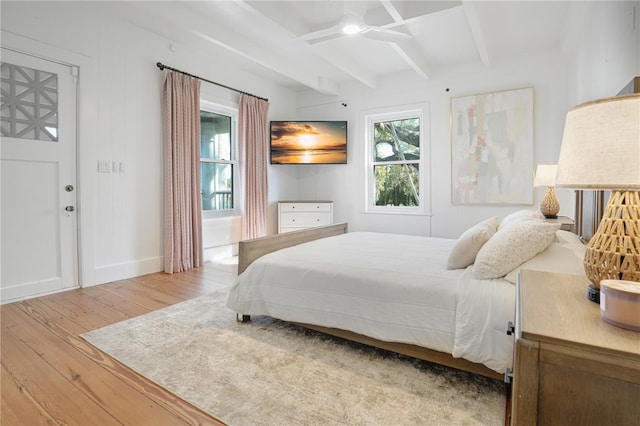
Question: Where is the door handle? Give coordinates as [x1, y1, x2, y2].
[65, 206, 75, 212]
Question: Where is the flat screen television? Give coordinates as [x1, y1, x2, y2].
[270, 120, 347, 164]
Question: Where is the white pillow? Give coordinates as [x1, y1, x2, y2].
[499, 209, 544, 229]
[504, 242, 587, 284]
[472, 220, 560, 280]
[446, 217, 499, 270]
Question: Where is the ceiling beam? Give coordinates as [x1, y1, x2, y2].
[210, 1, 347, 94]
[389, 41, 431, 79]
[237, 1, 379, 90]
[143, 1, 340, 95]
[380, 0, 431, 79]
[461, 0, 491, 66]
[380, 0, 404, 23]
[187, 29, 335, 95]
[308, 45, 379, 89]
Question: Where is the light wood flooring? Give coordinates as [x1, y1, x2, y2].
[2, 259, 511, 426]
[1, 260, 236, 426]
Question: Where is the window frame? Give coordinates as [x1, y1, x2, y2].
[364, 107, 428, 215]
[200, 99, 239, 219]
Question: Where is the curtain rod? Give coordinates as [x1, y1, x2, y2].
[156, 62, 269, 102]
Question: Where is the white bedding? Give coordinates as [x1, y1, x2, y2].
[452, 268, 516, 372]
[227, 232, 521, 374]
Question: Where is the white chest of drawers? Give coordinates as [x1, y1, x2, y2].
[278, 201, 333, 234]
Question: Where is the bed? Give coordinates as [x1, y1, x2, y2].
[227, 212, 587, 381]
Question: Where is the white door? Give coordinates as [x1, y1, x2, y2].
[1, 48, 78, 303]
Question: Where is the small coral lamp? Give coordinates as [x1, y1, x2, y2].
[555, 93, 640, 303]
[533, 164, 560, 218]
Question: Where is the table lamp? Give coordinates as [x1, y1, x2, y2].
[533, 164, 560, 218]
[555, 93, 640, 303]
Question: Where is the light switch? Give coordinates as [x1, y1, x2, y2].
[98, 160, 112, 173]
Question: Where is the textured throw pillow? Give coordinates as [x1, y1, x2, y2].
[499, 209, 544, 229]
[472, 220, 560, 280]
[446, 216, 500, 270]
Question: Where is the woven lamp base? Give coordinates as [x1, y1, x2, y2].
[584, 191, 640, 289]
[540, 187, 560, 218]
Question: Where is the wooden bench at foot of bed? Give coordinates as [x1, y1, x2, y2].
[236, 222, 504, 382]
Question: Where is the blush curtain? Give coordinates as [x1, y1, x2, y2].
[161, 72, 203, 273]
[239, 94, 270, 239]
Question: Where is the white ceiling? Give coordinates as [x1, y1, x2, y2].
[103, 1, 574, 95]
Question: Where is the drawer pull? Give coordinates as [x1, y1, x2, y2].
[506, 321, 515, 335]
[504, 368, 513, 384]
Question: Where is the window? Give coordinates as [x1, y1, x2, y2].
[1, 62, 58, 141]
[200, 101, 238, 218]
[365, 109, 425, 213]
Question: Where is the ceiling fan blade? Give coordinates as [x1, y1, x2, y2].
[297, 23, 343, 42]
[361, 27, 411, 43]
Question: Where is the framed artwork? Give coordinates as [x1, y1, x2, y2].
[451, 87, 534, 205]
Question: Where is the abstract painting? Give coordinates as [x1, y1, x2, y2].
[451, 87, 534, 204]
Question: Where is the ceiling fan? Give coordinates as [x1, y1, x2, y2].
[298, 12, 411, 45]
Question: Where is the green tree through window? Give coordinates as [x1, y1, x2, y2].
[372, 117, 420, 207]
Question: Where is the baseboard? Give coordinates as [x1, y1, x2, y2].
[203, 244, 238, 262]
[92, 256, 164, 286]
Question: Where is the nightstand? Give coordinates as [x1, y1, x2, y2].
[511, 270, 640, 425]
[543, 215, 574, 232]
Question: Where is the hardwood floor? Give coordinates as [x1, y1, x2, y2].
[1, 261, 236, 426]
[2, 259, 512, 425]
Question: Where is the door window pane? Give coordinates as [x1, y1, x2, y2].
[1, 62, 58, 141]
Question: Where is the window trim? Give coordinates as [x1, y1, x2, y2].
[200, 100, 239, 219]
[364, 107, 428, 215]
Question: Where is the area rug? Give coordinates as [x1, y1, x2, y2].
[82, 290, 506, 425]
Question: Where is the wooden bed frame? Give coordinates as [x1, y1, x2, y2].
[236, 223, 504, 381]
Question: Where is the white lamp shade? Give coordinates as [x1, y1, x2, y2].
[533, 164, 558, 187]
[555, 94, 640, 190]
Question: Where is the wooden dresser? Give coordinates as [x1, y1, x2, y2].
[277, 200, 333, 234]
[511, 270, 640, 425]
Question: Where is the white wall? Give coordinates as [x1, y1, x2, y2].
[2, 1, 637, 286]
[291, 50, 572, 239]
[285, 1, 640, 240]
[564, 1, 640, 105]
[202, 216, 242, 261]
[1, 1, 297, 286]
[562, 0, 640, 238]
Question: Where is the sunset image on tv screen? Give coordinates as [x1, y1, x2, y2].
[270, 121, 347, 164]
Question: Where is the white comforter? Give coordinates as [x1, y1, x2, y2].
[227, 232, 518, 374]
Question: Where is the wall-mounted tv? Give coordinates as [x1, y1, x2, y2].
[270, 120, 347, 164]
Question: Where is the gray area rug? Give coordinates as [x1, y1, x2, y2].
[82, 290, 506, 425]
